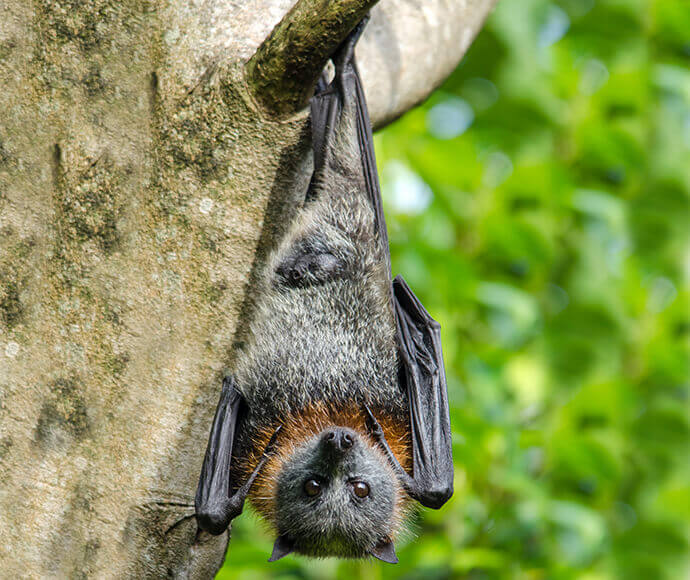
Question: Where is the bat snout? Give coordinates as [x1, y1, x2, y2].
[321, 427, 357, 454]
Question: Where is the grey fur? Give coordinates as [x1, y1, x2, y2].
[233, 96, 403, 435]
[274, 428, 398, 558]
[229, 74, 406, 558]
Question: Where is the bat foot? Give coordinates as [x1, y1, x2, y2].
[335, 16, 368, 69]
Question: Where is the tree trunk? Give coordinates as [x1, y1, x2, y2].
[0, 0, 496, 577]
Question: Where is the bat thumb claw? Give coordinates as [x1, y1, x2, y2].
[362, 404, 384, 437]
[264, 424, 283, 454]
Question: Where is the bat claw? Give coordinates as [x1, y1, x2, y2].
[362, 404, 413, 487]
[333, 15, 369, 72]
[264, 424, 282, 455]
[362, 404, 384, 439]
[234, 424, 282, 505]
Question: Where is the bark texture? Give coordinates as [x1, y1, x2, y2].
[0, 0, 496, 577]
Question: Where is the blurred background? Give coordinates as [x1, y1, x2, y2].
[218, 0, 689, 578]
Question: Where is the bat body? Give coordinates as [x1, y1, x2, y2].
[196, 18, 453, 563]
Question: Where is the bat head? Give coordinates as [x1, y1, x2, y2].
[269, 426, 403, 562]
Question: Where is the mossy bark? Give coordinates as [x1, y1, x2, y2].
[0, 0, 496, 577]
[246, 0, 380, 116]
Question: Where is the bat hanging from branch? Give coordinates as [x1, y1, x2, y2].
[195, 15, 453, 563]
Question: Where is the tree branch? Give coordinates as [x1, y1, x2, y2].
[246, 0, 380, 117]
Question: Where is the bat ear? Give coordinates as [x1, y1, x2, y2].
[370, 537, 398, 564]
[268, 534, 295, 562]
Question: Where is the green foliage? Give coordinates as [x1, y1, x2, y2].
[218, 1, 689, 577]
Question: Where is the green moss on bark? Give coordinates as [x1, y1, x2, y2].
[246, 0, 379, 116]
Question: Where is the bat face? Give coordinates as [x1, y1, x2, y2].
[270, 426, 403, 560]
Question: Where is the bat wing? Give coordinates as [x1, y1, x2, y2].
[196, 376, 281, 535]
[194, 377, 251, 535]
[195, 376, 248, 535]
[348, 54, 391, 273]
[393, 275, 454, 508]
[309, 19, 391, 273]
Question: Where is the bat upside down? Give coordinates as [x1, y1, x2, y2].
[195, 16, 453, 563]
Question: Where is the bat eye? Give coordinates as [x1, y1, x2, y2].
[304, 479, 321, 497]
[351, 481, 370, 498]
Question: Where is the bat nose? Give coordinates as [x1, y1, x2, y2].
[323, 428, 356, 453]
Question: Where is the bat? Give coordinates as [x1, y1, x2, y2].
[195, 16, 453, 563]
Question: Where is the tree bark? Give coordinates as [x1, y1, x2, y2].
[0, 0, 496, 577]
